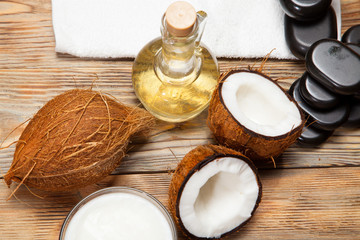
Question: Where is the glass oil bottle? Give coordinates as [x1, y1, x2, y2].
[132, 1, 219, 122]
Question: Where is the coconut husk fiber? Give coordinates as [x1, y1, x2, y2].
[207, 69, 305, 163]
[4, 89, 155, 192]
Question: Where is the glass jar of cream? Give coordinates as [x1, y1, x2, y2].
[59, 187, 177, 240]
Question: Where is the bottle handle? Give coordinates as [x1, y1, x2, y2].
[195, 11, 207, 48]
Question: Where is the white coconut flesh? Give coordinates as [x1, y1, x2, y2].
[221, 71, 302, 137]
[179, 157, 259, 238]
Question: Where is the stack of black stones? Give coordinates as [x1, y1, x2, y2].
[280, 0, 360, 146]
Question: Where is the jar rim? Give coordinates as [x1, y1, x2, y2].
[59, 186, 178, 240]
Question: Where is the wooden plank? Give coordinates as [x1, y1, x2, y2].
[1, 106, 359, 175]
[0, 167, 359, 239]
[1, 105, 359, 174]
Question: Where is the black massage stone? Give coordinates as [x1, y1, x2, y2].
[298, 125, 333, 146]
[299, 72, 341, 110]
[342, 24, 360, 45]
[342, 97, 360, 128]
[289, 79, 349, 131]
[354, 92, 360, 100]
[279, 0, 332, 21]
[306, 39, 360, 95]
[346, 43, 360, 56]
[285, 7, 337, 59]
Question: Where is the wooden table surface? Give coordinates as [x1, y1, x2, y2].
[1, 0, 359, 239]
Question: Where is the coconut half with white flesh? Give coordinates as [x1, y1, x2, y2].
[208, 69, 305, 162]
[169, 145, 261, 239]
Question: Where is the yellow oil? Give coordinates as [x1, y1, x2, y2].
[132, 38, 219, 122]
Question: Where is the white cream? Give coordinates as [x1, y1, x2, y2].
[64, 192, 174, 240]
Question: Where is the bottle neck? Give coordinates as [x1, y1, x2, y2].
[161, 35, 196, 74]
[154, 16, 201, 86]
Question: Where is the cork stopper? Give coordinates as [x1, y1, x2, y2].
[165, 1, 197, 37]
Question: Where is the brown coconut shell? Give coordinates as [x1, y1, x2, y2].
[207, 69, 305, 162]
[4, 89, 155, 192]
[169, 144, 262, 239]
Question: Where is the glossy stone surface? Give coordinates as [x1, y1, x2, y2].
[299, 72, 341, 110]
[289, 79, 349, 131]
[346, 43, 360, 56]
[306, 39, 360, 95]
[285, 7, 337, 59]
[341, 24, 360, 45]
[298, 125, 333, 146]
[342, 97, 360, 128]
[280, 0, 332, 21]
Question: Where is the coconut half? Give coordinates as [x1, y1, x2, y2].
[169, 145, 261, 239]
[207, 69, 304, 161]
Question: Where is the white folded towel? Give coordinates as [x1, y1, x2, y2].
[52, 0, 341, 59]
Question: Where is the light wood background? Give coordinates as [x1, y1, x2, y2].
[0, 0, 359, 239]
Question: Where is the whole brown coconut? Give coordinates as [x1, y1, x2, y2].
[207, 69, 305, 162]
[4, 89, 154, 192]
[169, 144, 262, 239]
